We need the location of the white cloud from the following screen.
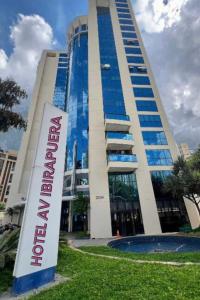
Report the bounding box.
[0,14,54,91]
[0,14,55,151]
[133,0,190,33]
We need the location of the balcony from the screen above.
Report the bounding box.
[107,154,138,172]
[105,113,131,132]
[106,132,134,150]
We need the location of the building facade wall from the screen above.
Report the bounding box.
[0,150,17,203]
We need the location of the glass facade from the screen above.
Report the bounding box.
[142,131,168,145]
[151,171,189,232]
[127,56,144,64]
[66,33,88,170]
[134,87,154,98]
[53,53,68,111]
[106,132,133,140]
[122,32,137,39]
[121,25,135,31]
[108,154,137,163]
[131,76,150,85]
[146,149,173,166]
[109,173,144,236]
[126,47,142,55]
[136,100,158,111]
[97,7,126,115]
[139,115,162,127]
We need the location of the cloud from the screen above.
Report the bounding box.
[133,0,190,33]
[0,14,54,91]
[0,14,55,150]
[135,0,200,149]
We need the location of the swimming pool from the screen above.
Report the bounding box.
[108,235,200,253]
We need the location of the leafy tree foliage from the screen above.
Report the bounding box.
[164,148,200,219]
[0,78,27,132]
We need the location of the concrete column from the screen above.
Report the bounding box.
[88,0,112,238]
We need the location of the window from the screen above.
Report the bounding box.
[146,150,173,166]
[125,47,141,55]
[122,32,137,38]
[59,53,67,58]
[58,63,68,68]
[81,24,87,31]
[118,13,132,19]
[127,56,144,64]
[116,3,129,8]
[59,57,67,62]
[131,76,150,85]
[133,87,154,98]
[119,19,133,25]
[124,39,139,46]
[53,67,68,110]
[129,66,147,74]
[115,0,128,3]
[117,8,130,13]
[142,131,168,145]
[121,25,135,32]
[97,7,126,116]
[75,27,79,34]
[139,115,162,127]
[136,100,158,111]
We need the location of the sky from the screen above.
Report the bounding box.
[0,0,199,151]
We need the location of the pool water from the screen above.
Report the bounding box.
[108,236,200,253]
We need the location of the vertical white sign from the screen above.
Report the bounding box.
[13,103,67,295]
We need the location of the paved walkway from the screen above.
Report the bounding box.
[69,238,115,248]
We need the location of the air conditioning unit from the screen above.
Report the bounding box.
[101,64,111,70]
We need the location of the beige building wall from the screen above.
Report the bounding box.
[6,51,60,213]
[0,150,17,204]
[88,0,112,238]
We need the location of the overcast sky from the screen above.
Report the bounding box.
[0,0,199,151]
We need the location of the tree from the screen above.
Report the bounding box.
[0,202,5,211]
[164,152,200,219]
[0,78,27,132]
[73,193,89,232]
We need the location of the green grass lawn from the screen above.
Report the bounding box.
[80,245,200,263]
[27,244,200,300]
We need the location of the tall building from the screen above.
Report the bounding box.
[0,150,17,203]
[178,143,192,160]
[7,0,199,237]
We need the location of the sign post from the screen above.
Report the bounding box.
[12,103,67,295]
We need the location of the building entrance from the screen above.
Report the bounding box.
[109,173,144,236]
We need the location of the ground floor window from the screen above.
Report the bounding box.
[151,171,190,232]
[109,172,144,236]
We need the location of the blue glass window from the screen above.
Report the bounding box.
[116,3,129,8]
[127,56,144,64]
[139,115,162,127]
[136,100,158,111]
[117,8,130,13]
[122,32,137,38]
[125,47,142,55]
[59,53,67,57]
[115,0,127,3]
[146,150,173,166]
[131,76,150,85]
[66,33,88,171]
[97,7,126,115]
[119,19,133,25]
[105,113,130,121]
[129,65,147,74]
[121,25,135,31]
[106,132,133,140]
[151,170,172,181]
[53,68,68,111]
[142,131,168,145]
[124,39,139,46]
[81,24,87,31]
[59,57,67,62]
[118,13,132,19]
[58,63,68,68]
[75,27,79,34]
[134,87,154,98]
